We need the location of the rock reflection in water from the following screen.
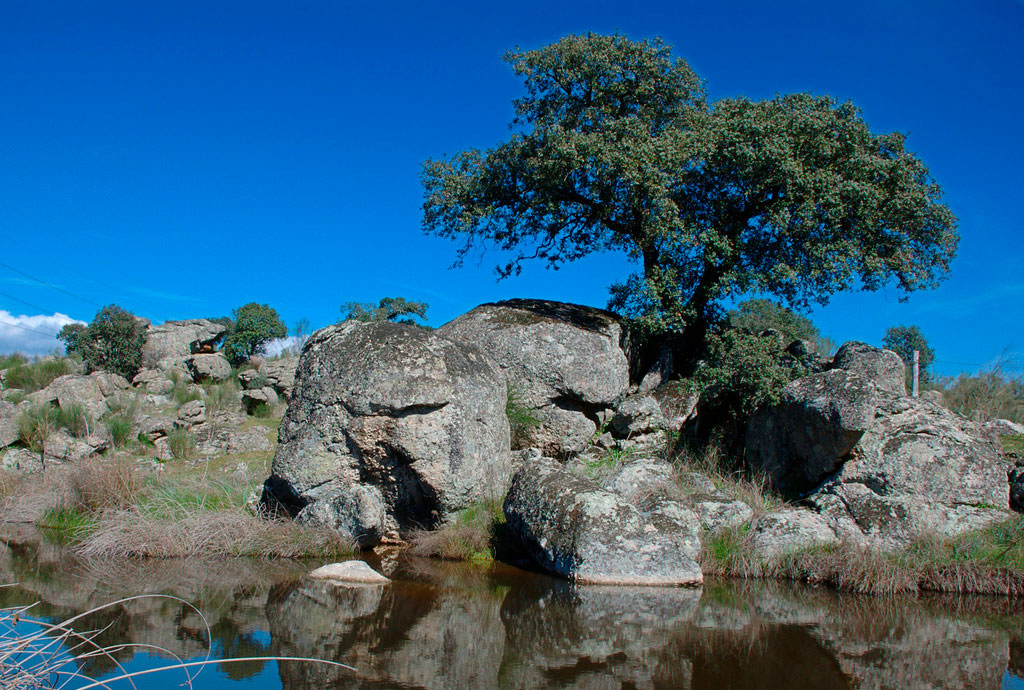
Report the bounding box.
[268,560,1023,690]
[3,532,1023,690]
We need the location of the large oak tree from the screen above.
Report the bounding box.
[421,33,957,350]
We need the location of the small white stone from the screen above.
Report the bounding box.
[308,561,390,585]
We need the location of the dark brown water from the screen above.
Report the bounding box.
[3,529,1024,689]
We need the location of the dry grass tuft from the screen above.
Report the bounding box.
[68,460,140,511]
[76,508,354,559]
[407,525,491,561]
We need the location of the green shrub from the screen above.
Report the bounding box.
[221,303,287,365]
[3,357,75,392]
[506,381,540,447]
[172,379,203,406]
[727,299,835,356]
[17,404,61,459]
[251,402,271,418]
[696,328,805,437]
[204,378,240,412]
[167,427,197,460]
[105,414,133,448]
[68,305,146,379]
[0,353,28,370]
[58,403,90,437]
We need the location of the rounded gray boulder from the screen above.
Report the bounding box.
[262,320,511,546]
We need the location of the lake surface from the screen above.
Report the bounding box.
[3,528,1024,689]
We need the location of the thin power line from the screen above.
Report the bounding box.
[0,289,54,315]
[0,261,103,308]
[0,318,60,337]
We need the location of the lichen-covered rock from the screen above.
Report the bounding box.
[177,400,206,426]
[258,356,298,399]
[262,321,511,546]
[609,395,666,438]
[186,353,231,383]
[986,418,1024,436]
[142,319,226,369]
[688,493,754,532]
[194,413,272,456]
[0,401,17,449]
[806,394,1008,546]
[504,457,702,586]
[748,509,838,560]
[651,381,700,432]
[439,299,629,456]
[600,456,676,505]
[829,341,906,395]
[242,387,278,414]
[745,369,878,495]
[131,369,174,395]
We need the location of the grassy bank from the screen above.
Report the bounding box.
[2,456,353,559]
[702,516,1024,596]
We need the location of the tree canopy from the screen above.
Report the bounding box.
[222,303,287,365]
[421,33,958,349]
[883,324,935,383]
[59,304,146,379]
[340,297,428,326]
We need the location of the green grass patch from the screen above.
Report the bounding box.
[408,498,506,562]
[37,505,97,544]
[3,356,75,392]
[1002,434,1024,456]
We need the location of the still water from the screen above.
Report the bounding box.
[2,529,1024,690]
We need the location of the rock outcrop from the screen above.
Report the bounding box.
[829,340,906,395]
[186,353,231,382]
[262,320,511,546]
[0,401,18,449]
[439,299,629,456]
[747,341,1009,548]
[503,457,702,586]
[141,319,226,370]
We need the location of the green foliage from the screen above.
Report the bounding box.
[422,32,957,350]
[505,382,540,447]
[221,303,287,365]
[171,373,203,405]
[57,403,90,437]
[56,323,87,356]
[340,296,429,325]
[727,299,834,355]
[18,404,61,455]
[204,378,240,412]
[167,427,197,460]
[105,414,133,448]
[37,505,97,543]
[883,324,935,383]
[0,353,27,370]
[696,328,806,432]
[3,356,75,392]
[76,305,146,379]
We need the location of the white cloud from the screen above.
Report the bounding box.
[261,336,305,358]
[0,310,86,357]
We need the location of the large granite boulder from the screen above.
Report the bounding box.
[142,319,226,370]
[829,341,906,395]
[503,457,702,585]
[745,369,878,496]
[748,362,1009,547]
[807,394,1008,546]
[186,353,231,382]
[262,321,511,546]
[439,299,629,456]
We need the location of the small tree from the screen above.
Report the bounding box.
[57,323,87,356]
[69,305,146,379]
[726,299,834,355]
[883,324,935,383]
[222,303,287,365]
[340,297,428,326]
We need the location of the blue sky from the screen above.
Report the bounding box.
[0,0,1021,376]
